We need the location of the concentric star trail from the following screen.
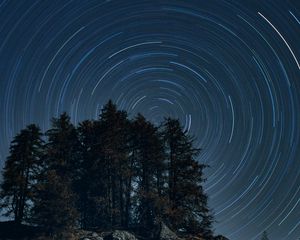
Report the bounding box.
[0,1,299,239]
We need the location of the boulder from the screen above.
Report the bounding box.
[104,230,138,240]
[78,230,104,240]
[159,222,182,240]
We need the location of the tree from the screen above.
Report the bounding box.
[0,102,218,239]
[261,231,269,240]
[31,113,79,236]
[162,118,213,237]
[131,114,166,236]
[45,112,81,178]
[91,100,131,229]
[31,170,78,238]
[0,124,43,224]
[77,120,98,229]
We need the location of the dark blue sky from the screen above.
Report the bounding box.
[0,1,299,239]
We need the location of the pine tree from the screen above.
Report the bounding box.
[45,112,81,177]
[92,100,130,229]
[162,118,213,237]
[77,120,98,229]
[31,170,78,238]
[0,124,43,224]
[31,113,79,236]
[0,103,219,238]
[131,114,166,236]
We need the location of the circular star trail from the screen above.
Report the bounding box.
[0,1,299,239]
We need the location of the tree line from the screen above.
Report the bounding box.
[0,100,215,239]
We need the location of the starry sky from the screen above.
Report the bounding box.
[0,0,299,239]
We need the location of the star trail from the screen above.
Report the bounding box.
[0,1,299,239]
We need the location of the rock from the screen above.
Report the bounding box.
[104,230,138,240]
[78,230,103,240]
[90,232,103,240]
[159,222,182,240]
[112,230,138,240]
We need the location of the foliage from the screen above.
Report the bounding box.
[162,118,213,238]
[0,124,43,224]
[31,113,79,237]
[31,170,78,238]
[0,100,214,239]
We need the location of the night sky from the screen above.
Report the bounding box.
[0,1,299,239]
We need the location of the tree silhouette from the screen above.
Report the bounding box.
[45,112,81,178]
[132,114,166,236]
[0,124,43,224]
[31,113,79,236]
[31,169,78,238]
[77,119,98,229]
[90,100,130,229]
[162,118,213,238]
[0,100,216,239]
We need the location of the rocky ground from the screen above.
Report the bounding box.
[74,223,184,240]
[0,221,228,240]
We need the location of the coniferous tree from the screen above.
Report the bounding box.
[45,112,81,178]
[0,101,217,239]
[162,118,213,237]
[31,170,78,238]
[31,113,79,236]
[0,124,43,224]
[131,114,166,236]
[92,100,130,229]
[77,120,98,229]
[120,118,134,228]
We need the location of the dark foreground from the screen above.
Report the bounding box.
[0,221,229,240]
[0,221,39,239]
